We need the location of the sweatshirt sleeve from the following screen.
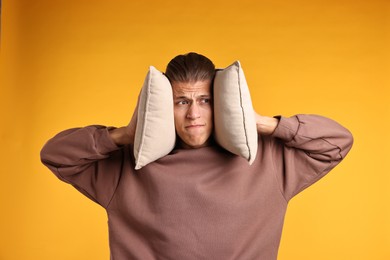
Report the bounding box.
[270,114,354,201]
[40,125,125,208]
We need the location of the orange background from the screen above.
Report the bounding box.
[1,0,389,259]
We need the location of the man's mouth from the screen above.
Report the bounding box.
[185,124,204,129]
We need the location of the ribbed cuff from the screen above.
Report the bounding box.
[92,126,122,155]
[271,116,300,142]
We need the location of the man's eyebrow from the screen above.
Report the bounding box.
[174,96,189,100]
[173,94,211,100]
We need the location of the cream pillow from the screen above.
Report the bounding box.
[213,61,258,164]
[133,66,176,170]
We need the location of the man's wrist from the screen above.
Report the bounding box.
[256,115,279,135]
[109,127,133,146]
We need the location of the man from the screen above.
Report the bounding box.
[41,52,353,259]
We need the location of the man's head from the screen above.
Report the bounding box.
[165,52,216,149]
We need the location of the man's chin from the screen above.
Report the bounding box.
[179,139,211,149]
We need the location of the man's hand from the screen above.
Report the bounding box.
[109,105,138,146]
[255,112,279,135]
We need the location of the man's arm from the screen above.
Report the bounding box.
[255,113,279,135]
[256,113,354,200]
[40,125,125,207]
[40,106,138,207]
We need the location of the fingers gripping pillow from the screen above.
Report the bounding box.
[133,66,176,170]
[213,61,258,164]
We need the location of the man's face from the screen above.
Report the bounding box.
[172,80,213,149]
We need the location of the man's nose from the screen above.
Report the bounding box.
[186,103,201,119]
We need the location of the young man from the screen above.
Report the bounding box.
[41,52,353,259]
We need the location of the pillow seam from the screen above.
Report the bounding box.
[136,70,152,167]
[237,65,251,161]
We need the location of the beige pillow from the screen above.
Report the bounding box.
[213,61,258,164]
[133,66,176,170]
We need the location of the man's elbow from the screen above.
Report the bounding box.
[340,129,354,159]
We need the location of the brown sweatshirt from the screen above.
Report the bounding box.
[40,115,353,260]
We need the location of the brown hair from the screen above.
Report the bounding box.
[165,52,216,83]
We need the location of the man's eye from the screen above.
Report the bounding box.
[177,100,189,105]
[200,98,210,104]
